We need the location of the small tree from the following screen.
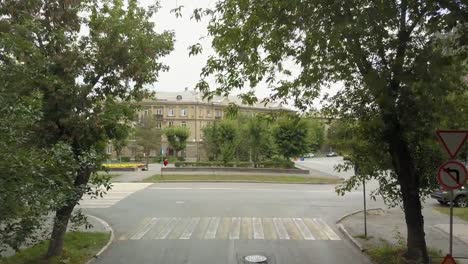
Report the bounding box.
[245,116,274,166]
[272,116,310,160]
[202,122,221,160]
[164,126,190,158]
[135,117,162,158]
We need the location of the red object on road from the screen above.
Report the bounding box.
[441,254,457,264]
[163,159,168,166]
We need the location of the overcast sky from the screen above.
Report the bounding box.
[144,0,338,109]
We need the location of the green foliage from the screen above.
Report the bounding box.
[135,116,162,156]
[195,1,466,260]
[272,116,310,159]
[164,126,190,156]
[0,0,174,256]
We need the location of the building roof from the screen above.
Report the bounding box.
[143,89,289,111]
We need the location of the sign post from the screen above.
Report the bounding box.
[436,129,468,261]
[355,164,367,238]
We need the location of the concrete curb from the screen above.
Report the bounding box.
[86,214,114,264]
[337,223,366,252]
[335,208,383,253]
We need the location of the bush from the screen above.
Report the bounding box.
[120,157,131,162]
[257,160,295,169]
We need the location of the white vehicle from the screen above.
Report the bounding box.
[304,153,315,158]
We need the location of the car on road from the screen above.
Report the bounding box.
[326,152,337,157]
[431,183,468,208]
[303,153,315,158]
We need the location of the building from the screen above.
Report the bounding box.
[108,89,291,161]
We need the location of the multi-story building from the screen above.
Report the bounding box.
[109,89,291,161]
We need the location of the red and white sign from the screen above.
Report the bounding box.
[436,130,468,159]
[437,160,467,190]
[441,254,457,264]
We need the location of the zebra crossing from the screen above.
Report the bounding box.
[78,183,152,208]
[119,217,341,241]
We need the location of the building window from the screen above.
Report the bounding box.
[207,109,211,116]
[168,108,175,116]
[181,108,187,116]
[168,121,174,127]
[106,145,113,154]
[181,121,186,127]
[156,108,163,115]
[215,110,222,117]
[199,108,204,117]
[144,110,149,116]
[156,122,162,129]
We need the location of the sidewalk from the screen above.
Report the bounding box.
[110,163,164,182]
[338,206,468,263]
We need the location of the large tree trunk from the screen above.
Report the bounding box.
[387,125,429,263]
[46,169,90,258]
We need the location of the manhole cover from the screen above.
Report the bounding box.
[244,255,268,263]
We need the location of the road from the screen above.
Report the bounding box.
[82,157,383,264]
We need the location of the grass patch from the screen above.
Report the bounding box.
[433,206,468,221]
[0,232,110,264]
[354,234,374,240]
[145,174,340,184]
[366,243,442,264]
[94,171,121,178]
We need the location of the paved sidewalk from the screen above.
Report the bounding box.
[339,206,468,263]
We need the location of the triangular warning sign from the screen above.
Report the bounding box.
[436,130,468,159]
[441,254,457,264]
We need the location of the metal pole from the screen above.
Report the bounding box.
[449,190,454,256]
[363,176,367,238]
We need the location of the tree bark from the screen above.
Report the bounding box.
[387,125,429,263]
[46,169,90,258]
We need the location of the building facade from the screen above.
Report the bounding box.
[109,89,290,161]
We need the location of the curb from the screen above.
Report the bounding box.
[85,214,115,264]
[337,223,366,252]
[335,208,383,253]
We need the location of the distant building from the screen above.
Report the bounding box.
[108,89,291,161]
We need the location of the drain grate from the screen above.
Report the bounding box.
[244,254,268,263]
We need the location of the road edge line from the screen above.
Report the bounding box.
[85,214,115,264]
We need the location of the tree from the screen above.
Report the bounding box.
[192,1,467,262]
[202,122,222,160]
[245,116,274,166]
[217,120,239,165]
[0,0,174,257]
[272,116,310,160]
[135,116,162,157]
[304,118,325,152]
[164,126,190,157]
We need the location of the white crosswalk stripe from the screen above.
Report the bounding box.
[78,183,152,209]
[121,217,340,241]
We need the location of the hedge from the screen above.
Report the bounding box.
[174,160,295,169]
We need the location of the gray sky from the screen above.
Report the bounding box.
[145,0,339,109]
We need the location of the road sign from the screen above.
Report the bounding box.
[437,160,467,190]
[441,254,456,264]
[436,130,468,159]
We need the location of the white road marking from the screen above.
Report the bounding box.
[148,187,333,193]
[293,218,315,240]
[313,218,341,240]
[252,217,264,240]
[205,217,221,239]
[273,218,290,240]
[175,201,185,204]
[78,183,151,209]
[130,218,159,240]
[229,217,241,239]
[180,217,200,239]
[155,218,180,239]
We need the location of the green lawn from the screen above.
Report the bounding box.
[94,171,121,178]
[0,232,110,264]
[145,174,340,184]
[433,206,468,221]
[366,243,442,264]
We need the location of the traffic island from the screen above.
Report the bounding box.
[337,208,468,263]
[145,174,341,184]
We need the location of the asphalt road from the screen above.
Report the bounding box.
[83,184,383,263]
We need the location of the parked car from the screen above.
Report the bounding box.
[431,183,468,208]
[326,152,337,157]
[303,153,315,158]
